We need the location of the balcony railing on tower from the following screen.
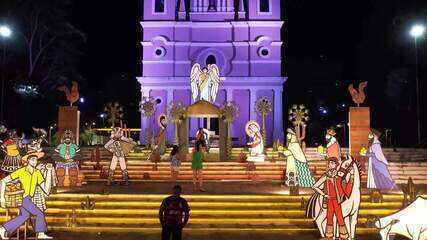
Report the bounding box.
[191,0,235,12]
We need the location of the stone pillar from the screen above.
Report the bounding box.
[226,89,234,138]
[273,89,284,142]
[249,89,257,121]
[178,0,186,20]
[349,107,370,157]
[226,89,233,102]
[140,88,150,144]
[238,0,245,19]
[167,89,174,145]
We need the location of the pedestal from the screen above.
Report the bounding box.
[349,107,370,157]
[58,106,80,143]
[247,155,265,162]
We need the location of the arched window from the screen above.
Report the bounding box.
[206,55,217,65]
[259,0,269,12]
[208,0,217,11]
[154,0,165,13]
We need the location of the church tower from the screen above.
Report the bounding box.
[138,0,286,145]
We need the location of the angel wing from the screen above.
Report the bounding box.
[190,63,202,101]
[208,64,221,102]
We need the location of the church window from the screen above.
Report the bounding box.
[207,0,217,11]
[206,55,217,65]
[154,0,165,13]
[154,47,166,58]
[259,0,269,12]
[258,47,270,58]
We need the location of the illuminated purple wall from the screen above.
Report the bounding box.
[137,0,287,145]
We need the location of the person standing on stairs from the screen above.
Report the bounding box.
[104,127,136,186]
[170,145,181,185]
[159,185,190,240]
[191,141,205,192]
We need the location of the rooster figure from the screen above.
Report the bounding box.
[348,81,368,107]
[57,81,80,106]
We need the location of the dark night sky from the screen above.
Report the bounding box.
[66,0,427,146]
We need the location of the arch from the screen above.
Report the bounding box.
[151,35,170,44]
[206,55,217,65]
[195,48,230,75]
[259,0,270,12]
[255,35,272,45]
[154,0,165,12]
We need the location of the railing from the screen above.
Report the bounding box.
[191,0,234,12]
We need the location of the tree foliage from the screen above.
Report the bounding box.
[0,0,85,95]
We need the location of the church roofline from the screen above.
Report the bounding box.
[137,76,287,86]
[140,21,285,28]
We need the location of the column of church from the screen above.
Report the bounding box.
[273,88,284,142]
[166,89,174,144]
[140,88,150,144]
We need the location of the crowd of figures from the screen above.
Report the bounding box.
[0,121,400,240]
[0,125,85,239]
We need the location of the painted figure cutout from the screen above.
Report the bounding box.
[0,130,24,174]
[104,127,136,186]
[190,63,221,103]
[0,151,53,239]
[307,156,361,240]
[156,114,167,155]
[283,128,315,187]
[325,128,342,163]
[55,130,82,187]
[364,129,398,190]
[245,121,264,157]
[374,196,427,240]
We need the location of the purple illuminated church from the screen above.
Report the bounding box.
[137,0,286,145]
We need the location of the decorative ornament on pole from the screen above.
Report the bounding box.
[190,63,223,103]
[221,101,240,159]
[348,81,368,107]
[288,104,309,152]
[255,97,272,146]
[167,101,186,145]
[220,101,239,124]
[104,102,124,127]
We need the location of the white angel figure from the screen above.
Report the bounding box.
[190,63,221,102]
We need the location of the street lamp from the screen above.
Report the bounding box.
[0,26,12,38]
[410,24,425,145]
[99,113,106,126]
[0,25,12,123]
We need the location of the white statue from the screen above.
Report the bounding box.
[190,63,221,102]
[245,121,265,162]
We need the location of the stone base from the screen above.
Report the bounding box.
[349,107,370,157]
[247,155,265,162]
[58,106,80,143]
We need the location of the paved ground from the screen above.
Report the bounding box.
[46,231,412,240]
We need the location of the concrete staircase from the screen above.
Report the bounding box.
[76,147,427,184]
[1,193,420,234]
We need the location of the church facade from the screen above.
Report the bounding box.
[137,0,286,145]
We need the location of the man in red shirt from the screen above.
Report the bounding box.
[313,157,349,240]
[159,185,190,240]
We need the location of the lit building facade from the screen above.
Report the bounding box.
[137,0,286,145]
